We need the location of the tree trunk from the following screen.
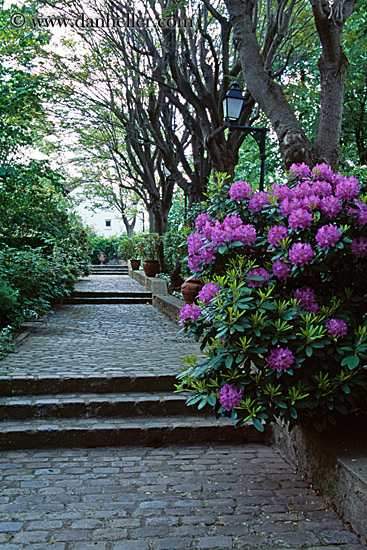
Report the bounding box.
[224,0,356,170]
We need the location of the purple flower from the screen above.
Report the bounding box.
[248,191,271,212]
[199,244,216,265]
[229,180,252,202]
[302,194,321,211]
[268,225,289,247]
[267,347,295,373]
[319,196,342,218]
[219,384,244,411]
[289,242,314,267]
[289,162,311,180]
[195,213,213,232]
[179,304,202,324]
[280,198,303,217]
[326,318,348,338]
[335,175,361,201]
[294,182,312,198]
[188,254,202,271]
[311,180,333,197]
[315,224,341,250]
[246,268,270,288]
[350,200,367,225]
[272,260,291,280]
[210,222,226,246]
[198,283,220,305]
[271,184,294,201]
[312,163,334,181]
[223,214,243,230]
[233,224,257,246]
[351,237,367,259]
[188,232,205,256]
[293,287,319,314]
[288,208,313,231]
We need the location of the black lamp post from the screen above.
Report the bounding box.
[223,82,268,191]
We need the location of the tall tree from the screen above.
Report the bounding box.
[223,0,357,169]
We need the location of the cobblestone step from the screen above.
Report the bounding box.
[89,266,128,275]
[0,374,177,396]
[72,291,152,298]
[0,415,269,449]
[0,391,199,419]
[63,296,152,304]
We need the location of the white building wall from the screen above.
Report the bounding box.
[70,188,146,236]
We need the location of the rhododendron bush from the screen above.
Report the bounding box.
[176,165,367,432]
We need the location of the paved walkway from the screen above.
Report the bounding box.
[0,275,366,549]
[0,276,198,379]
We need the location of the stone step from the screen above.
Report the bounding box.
[0,391,198,420]
[0,415,269,449]
[89,267,128,275]
[63,296,152,304]
[72,291,152,298]
[0,374,177,397]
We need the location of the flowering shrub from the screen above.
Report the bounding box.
[176,167,367,432]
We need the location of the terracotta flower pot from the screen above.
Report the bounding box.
[181,278,204,304]
[130,259,141,270]
[143,259,159,277]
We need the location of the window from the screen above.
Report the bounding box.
[105,219,111,228]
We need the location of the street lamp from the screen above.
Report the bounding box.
[223,82,268,191]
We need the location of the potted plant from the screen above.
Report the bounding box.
[136,234,161,277]
[117,237,140,270]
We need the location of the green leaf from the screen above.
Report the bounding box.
[341,355,360,369]
[225,354,234,368]
[197,397,208,410]
[341,384,351,394]
[305,345,313,357]
[207,393,217,406]
[252,417,265,432]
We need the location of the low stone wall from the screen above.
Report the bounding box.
[271,419,367,544]
[129,269,168,296]
[129,269,184,324]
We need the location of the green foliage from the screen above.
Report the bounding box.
[0,161,69,250]
[117,236,138,261]
[135,233,161,260]
[86,232,127,264]
[0,279,19,327]
[162,230,191,278]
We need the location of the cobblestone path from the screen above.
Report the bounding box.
[0,276,198,378]
[0,275,366,549]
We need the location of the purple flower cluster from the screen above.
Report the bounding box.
[188,213,258,272]
[289,162,311,180]
[315,224,341,250]
[229,180,252,202]
[267,347,295,373]
[288,208,313,231]
[195,213,213,232]
[351,237,367,258]
[219,384,244,411]
[198,282,221,305]
[350,200,367,225]
[246,268,270,288]
[248,192,271,213]
[319,196,342,218]
[335,175,360,201]
[268,225,289,247]
[289,242,314,267]
[272,259,291,280]
[187,232,216,271]
[179,304,202,325]
[293,287,319,314]
[312,163,335,181]
[326,318,348,338]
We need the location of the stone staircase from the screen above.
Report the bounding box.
[63,291,152,305]
[0,373,269,449]
[89,265,128,275]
